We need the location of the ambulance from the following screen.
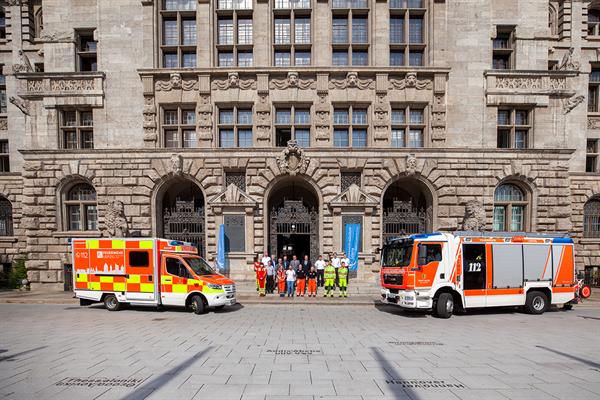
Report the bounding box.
[72,238,236,314]
[380,232,576,318]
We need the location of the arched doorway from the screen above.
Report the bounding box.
[157,178,205,256]
[267,178,319,261]
[382,177,433,241]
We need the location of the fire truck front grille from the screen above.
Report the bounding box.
[383,274,403,286]
[224,284,236,298]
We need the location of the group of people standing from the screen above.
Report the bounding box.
[253,251,351,298]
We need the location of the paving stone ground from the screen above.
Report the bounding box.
[1,302,600,400]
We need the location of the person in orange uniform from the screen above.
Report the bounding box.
[276,263,286,297]
[307,266,318,297]
[253,257,262,292]
[295,264,306,297]
[256,263,267,296]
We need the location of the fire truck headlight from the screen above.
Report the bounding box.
[207,284,223,290]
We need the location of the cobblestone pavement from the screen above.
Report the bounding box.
[1,303,600,400]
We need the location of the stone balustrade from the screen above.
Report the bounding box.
[15,72,105,100]
[485,70,577,95]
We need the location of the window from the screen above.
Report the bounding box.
[129,251,150,268]
[587,140,599,173]
[60,109,94,150]
[0,196,12,236]
[0,140,8,172]
[217,2,253,67]
[165,257,190,278]
[391,106,425,148]
[589,68,600,113]
[76,30,97,72]
[548,4,558,36]
[160,0,197,68]
[162,106,197,148]
[65,183,97,231]
[389,0,425,66]
[0,7,6,40]
[0,71,5,114]
[218,0,252,10]
[584,198,600,238]
[589,8,600,36]
[497,108,531,149]
[218,107,253,148]
[275,106,310,147]
[332,2,369,66]
[417,243,442,265]
[225,170,246,190]
[341,171,361,191]
[34,6,43,39]
[333,106,368,147]
[273,4,311,66]
[492,27,514,70]
[493,183,527,232]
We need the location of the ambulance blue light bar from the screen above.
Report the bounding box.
[552,237,573,244]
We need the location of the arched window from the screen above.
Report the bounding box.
[584,198,600,238]
[34,7,43,38]
[589,8,600,36]
[493,183,528,232]
[549,5,558,36]
[0,196,13,236]
[65,183,97,231]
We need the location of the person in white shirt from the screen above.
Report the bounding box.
[314,255,326,287]
[285,265,296,297]
[331,253,341,287]
[261,251,271,269]
[341,252,350,270]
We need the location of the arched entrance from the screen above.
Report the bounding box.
[382,177,433,241]
[267,178,319,261]
[156,178,205,256]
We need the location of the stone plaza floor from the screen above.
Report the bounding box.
[1,302,600,400]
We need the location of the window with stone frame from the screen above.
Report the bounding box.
[275,106,311,147]
[273,0,311,67]
[224,214,245,252]
[389,0,425,67]
[225,170,246,191]
[331,0,369,66]
[160,0,197,68]
[333,106,368,147]
[548,3,558,36]
[216,0,253,67]
[340,171,361,192]
[589,6,600,36]
[0,6,6,40]
[492,26,515,70]
[493,183,528,232]
[64,183,98,232]
[589,67,600,113]
[162,106,197,148]
[0,140,9,172]
[496,108,531,149]
[390,106,425,148]
[587,139,599,173]
[218,107,253,148]
[59,109,94,150]
[0,70,6,114]
[584,198,600,238]
[76,29,98,72]
[0,195,12,236]
[26,1,43,40]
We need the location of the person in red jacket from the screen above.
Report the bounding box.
[256,263,267,296]
[253,257,262,292]
[276,264,286,297]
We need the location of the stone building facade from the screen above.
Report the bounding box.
[1,0,600,289]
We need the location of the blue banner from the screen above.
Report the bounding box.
[344,223,360,272]
[216,224,226,273]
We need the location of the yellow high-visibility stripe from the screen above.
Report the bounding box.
[127,275,141,284]
[140,240,154,249]
[87,240,100,249]
[140,283,155,293]
[76,274,88,282]
[172,284,188,293]
[112,240,125,249]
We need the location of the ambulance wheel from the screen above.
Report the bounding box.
[190,295,206,315]
[580,285,592,299]
[525,291,548,314]
[434,293,454,319]
[103,294,121,311]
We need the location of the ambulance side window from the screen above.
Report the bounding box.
[417,244,442,266]
[129,251,149,268]
[166,258,190,278]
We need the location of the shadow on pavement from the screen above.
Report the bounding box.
[0,346,47,362]
[76,302,243,314]
[120,346,213,400]
[536,345,600,369]
[370,347,416,400]
[578,315,600,321]
[373,303,428,318]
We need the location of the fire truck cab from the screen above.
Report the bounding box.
[380,232,576,318]
[72,238,236,314]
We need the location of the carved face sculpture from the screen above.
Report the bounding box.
[405,73,417,87]
[347,72,358,87]
[228,73,239,87]
[288,72,299,87]
[170,73,182,88]
[112,200,124,214]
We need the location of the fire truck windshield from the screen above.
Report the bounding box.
[382,244,413,267]
[184,257,216,276]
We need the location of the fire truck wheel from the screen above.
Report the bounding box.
[525,291,548,314]
[190,295,206,315]
[580,285,592,299]
[103,294,121,311]
[435,293,454,319]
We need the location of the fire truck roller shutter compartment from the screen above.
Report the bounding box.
[492,244,524,289]
[523,245,552,282]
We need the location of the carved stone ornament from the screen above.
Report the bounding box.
[563,94,585,114]
[496,77,542,90]
[105,200,129,237]
[589,116,600,130]
[38,29,75,43]
[406,154,417,175]
[270,71,316,90]
[5,0,22,6]
[330,184,378,207]
[12,50,34,74]
[197,94,212,128]
[212,72,256,90]
[9,96,30,116]
[155,73,197,91]
[373,93,389,128]
[389,72,432,90]
[462,200,486,231]
[209,184,258,207]
[277,140,310,176]
[558,47,580,72]
[169,154,183,175]
[0,118,7,131]
[329,72,374,90]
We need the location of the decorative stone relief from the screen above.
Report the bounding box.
[38,30,75,43]
[105,200,129,237]
[496,77,542,90]
[269,72,315,90]
[558,47,580,71]
[12,50,34,74]
[406,154,417,175]
[209,184,258,207]
[549,77,567,91]
[5,0,22,5]
[155,73,197,91]
[389,72,432,90]
[314,92,330,141]
[212,72,256,90]
[563,94,585,114]
[330,184,378,207]
[373,93,389,141]
[9,96,30,115]
[169,154,183,175]
[462,200,486,231]
[277,140,310,176]
[588,116,600,130]
[49,79,95,91]
[27,80,43,92]
[254,94,271,141]
[143,95,157,143]
[196,94,213,140]
[0,117,7,131]
[329,72,374,90]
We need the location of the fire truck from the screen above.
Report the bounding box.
[380,232,576,318]
[72,238,236,314]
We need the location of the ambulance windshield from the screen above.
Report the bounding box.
[382,244,413,268]
[184,257,216,276]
